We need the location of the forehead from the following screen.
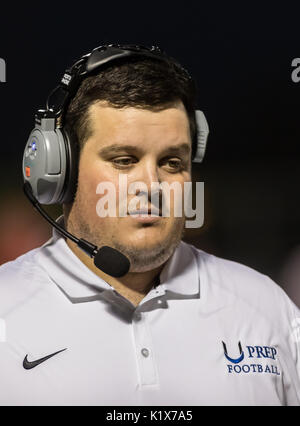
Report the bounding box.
[87,101,191,151]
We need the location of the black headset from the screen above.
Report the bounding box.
[22,43,209,205]
[21,44,209,277]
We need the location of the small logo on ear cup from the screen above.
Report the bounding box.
[222,341,244,364]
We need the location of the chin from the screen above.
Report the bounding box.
[126,237,162,248]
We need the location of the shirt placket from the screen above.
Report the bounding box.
[131,308,159,388]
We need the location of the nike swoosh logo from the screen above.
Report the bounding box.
[23,348,67,370]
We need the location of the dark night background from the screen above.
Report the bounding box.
[0,2,300,306]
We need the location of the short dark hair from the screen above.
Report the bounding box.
[64,55,198,159]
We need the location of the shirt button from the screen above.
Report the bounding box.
[133,312,142,321]
[141,348,149,357]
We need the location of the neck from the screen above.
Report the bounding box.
[66,239,165,306]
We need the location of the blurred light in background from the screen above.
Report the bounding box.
[279,246,300,309]
[0,190,52,265]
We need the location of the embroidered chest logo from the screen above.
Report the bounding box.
[222,341,280,375]
[23,348,67,370]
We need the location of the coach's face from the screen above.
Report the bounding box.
[66,101,192,272]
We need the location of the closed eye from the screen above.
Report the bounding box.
[160,157,185,172]
[112,157,137,167]
[111,156,186,172]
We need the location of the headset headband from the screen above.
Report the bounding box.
[44,44,192,127]
[23,43,208,207]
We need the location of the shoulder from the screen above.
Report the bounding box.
[0,247,50,317]
[184,241,299,325]
[187,240,283,294]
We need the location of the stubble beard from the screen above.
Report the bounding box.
[65,196,186,273]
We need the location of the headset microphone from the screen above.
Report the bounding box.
[23,182,130,278]
[22,44,209,278]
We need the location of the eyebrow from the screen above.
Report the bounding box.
[162,143,191,156]
[98,143,191,157]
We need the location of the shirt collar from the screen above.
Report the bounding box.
[36,216,200,302]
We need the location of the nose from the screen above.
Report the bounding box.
[129,157,162,206]
[132,157,161,189]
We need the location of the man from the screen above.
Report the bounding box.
[0,44,299,406]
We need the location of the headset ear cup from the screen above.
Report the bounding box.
[23,124,68,205]
[192,110,209,163]
[57,128,79,204]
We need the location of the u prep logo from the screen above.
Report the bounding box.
[222,341,280,375]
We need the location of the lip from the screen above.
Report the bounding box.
[128,210,162,223]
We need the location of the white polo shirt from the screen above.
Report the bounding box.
[0,218,299,406]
